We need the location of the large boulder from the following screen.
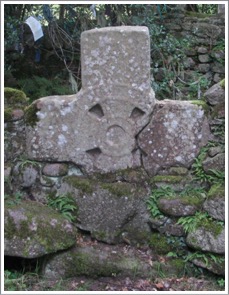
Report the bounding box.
[138,100,210,176]
[58,172,151,244]
[4,201,77,258]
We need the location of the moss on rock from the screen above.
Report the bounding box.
[149,233,172,254]
[190,100,209,114]
[208,184,225,199]
[4,201,77,258]
[64,176,94,194]
[4,87,28,107]
[24,103,39,127]
[219,79,225,89]
[151,175,184,184]
[101,182,134,197]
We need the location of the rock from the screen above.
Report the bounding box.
[25,26,156,174]
[208,146,222,157]
[198,63,210,73]
[192,257,225,275]
[197,46,208,54]
[138,100,210,176]
[202,153,225,173]
[42,239,187,280]
[4,201,77,258]
[186,226,225,254]
[183,57,196,69]
[198,54,210,63]
[42,163,68,177]
[211,61,225,73]
[58,175,151,244]
[149,217,184,236]
[204,81,225,105]
[203,184,225,221]
[157,198,200,217]
[169,167,188,175]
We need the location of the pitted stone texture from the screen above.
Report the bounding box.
[58,176,151,244]
[26,27,155,174]
[81,26,151,92]
[138,100,210,176]
[4,201,77,258]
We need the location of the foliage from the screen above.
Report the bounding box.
[5,191,23,206]
[192,142,225,184]
[47,193,78,223]
[18,75,75,102]
[147,185,206,219]
[177,211,224,235]
[217,278,225,288]
[185,251,225,266]
[147,186,174,218]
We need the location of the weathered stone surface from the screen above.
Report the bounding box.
[149,217,184,236]
[197,46,208,54]
[42,163,68,177]
[192,258,225,275]
[203,184,225,221]
[43,238,186,280]
[198,63,210,73]
[202,153,225,173]
[186,227,225,254]
[208,146,222,157]
[138,100,210,176]
[204,81,225,105]
[198,54,210,63]
[43,243,155,280]
[25,27,155,174]
[58,175,151,244]
[157,198,199,217]
[211,61,225,73]
[4,201,77,258]
[183,57,196,69]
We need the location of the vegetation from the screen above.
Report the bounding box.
[47,193,78,223]
[4,4,224,102]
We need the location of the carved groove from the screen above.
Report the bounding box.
[130,107,145,120]
[88,104,104,118]
[86,147,102,160]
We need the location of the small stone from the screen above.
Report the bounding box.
[198,63,210,73]
[198,54,210,63]
[157,198,199,217]
[208,146,222,157]
[42,163,68,177]
[204,81,225,105]
[211,62,225,73]
[197,46,208,54]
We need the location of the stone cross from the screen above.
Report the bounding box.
[26,26,209,175]
[26,27,156,173]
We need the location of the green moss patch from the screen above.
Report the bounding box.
[151,175,183,184]
[219,79,225,89]
[24,103,39,127]
[4,107,13,121]
[101,182,134,197]
[64,176,94,194]
[208,184,225,199]
[4,87,28,107]
[190,100,209,114]
[149,233,173,254]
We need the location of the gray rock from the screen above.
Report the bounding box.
[42,240,187,280]
[198,54,210,63]
[198,63,210,73]
[42,163,68,177]
[204,81,225,105]
[197,46,208,54]
[208,146,222,157]
[58,175,151,244]
[186,227,225,254]
[211,61,225,73]
[4,201,77,258]
[138,100,210,176]
[157,198,199,217]
[202,153,225,173]
[203,197,225,221]
[149,217,184,236]
[192,258,225,275]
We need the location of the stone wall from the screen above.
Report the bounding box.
[4,26,225,279]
